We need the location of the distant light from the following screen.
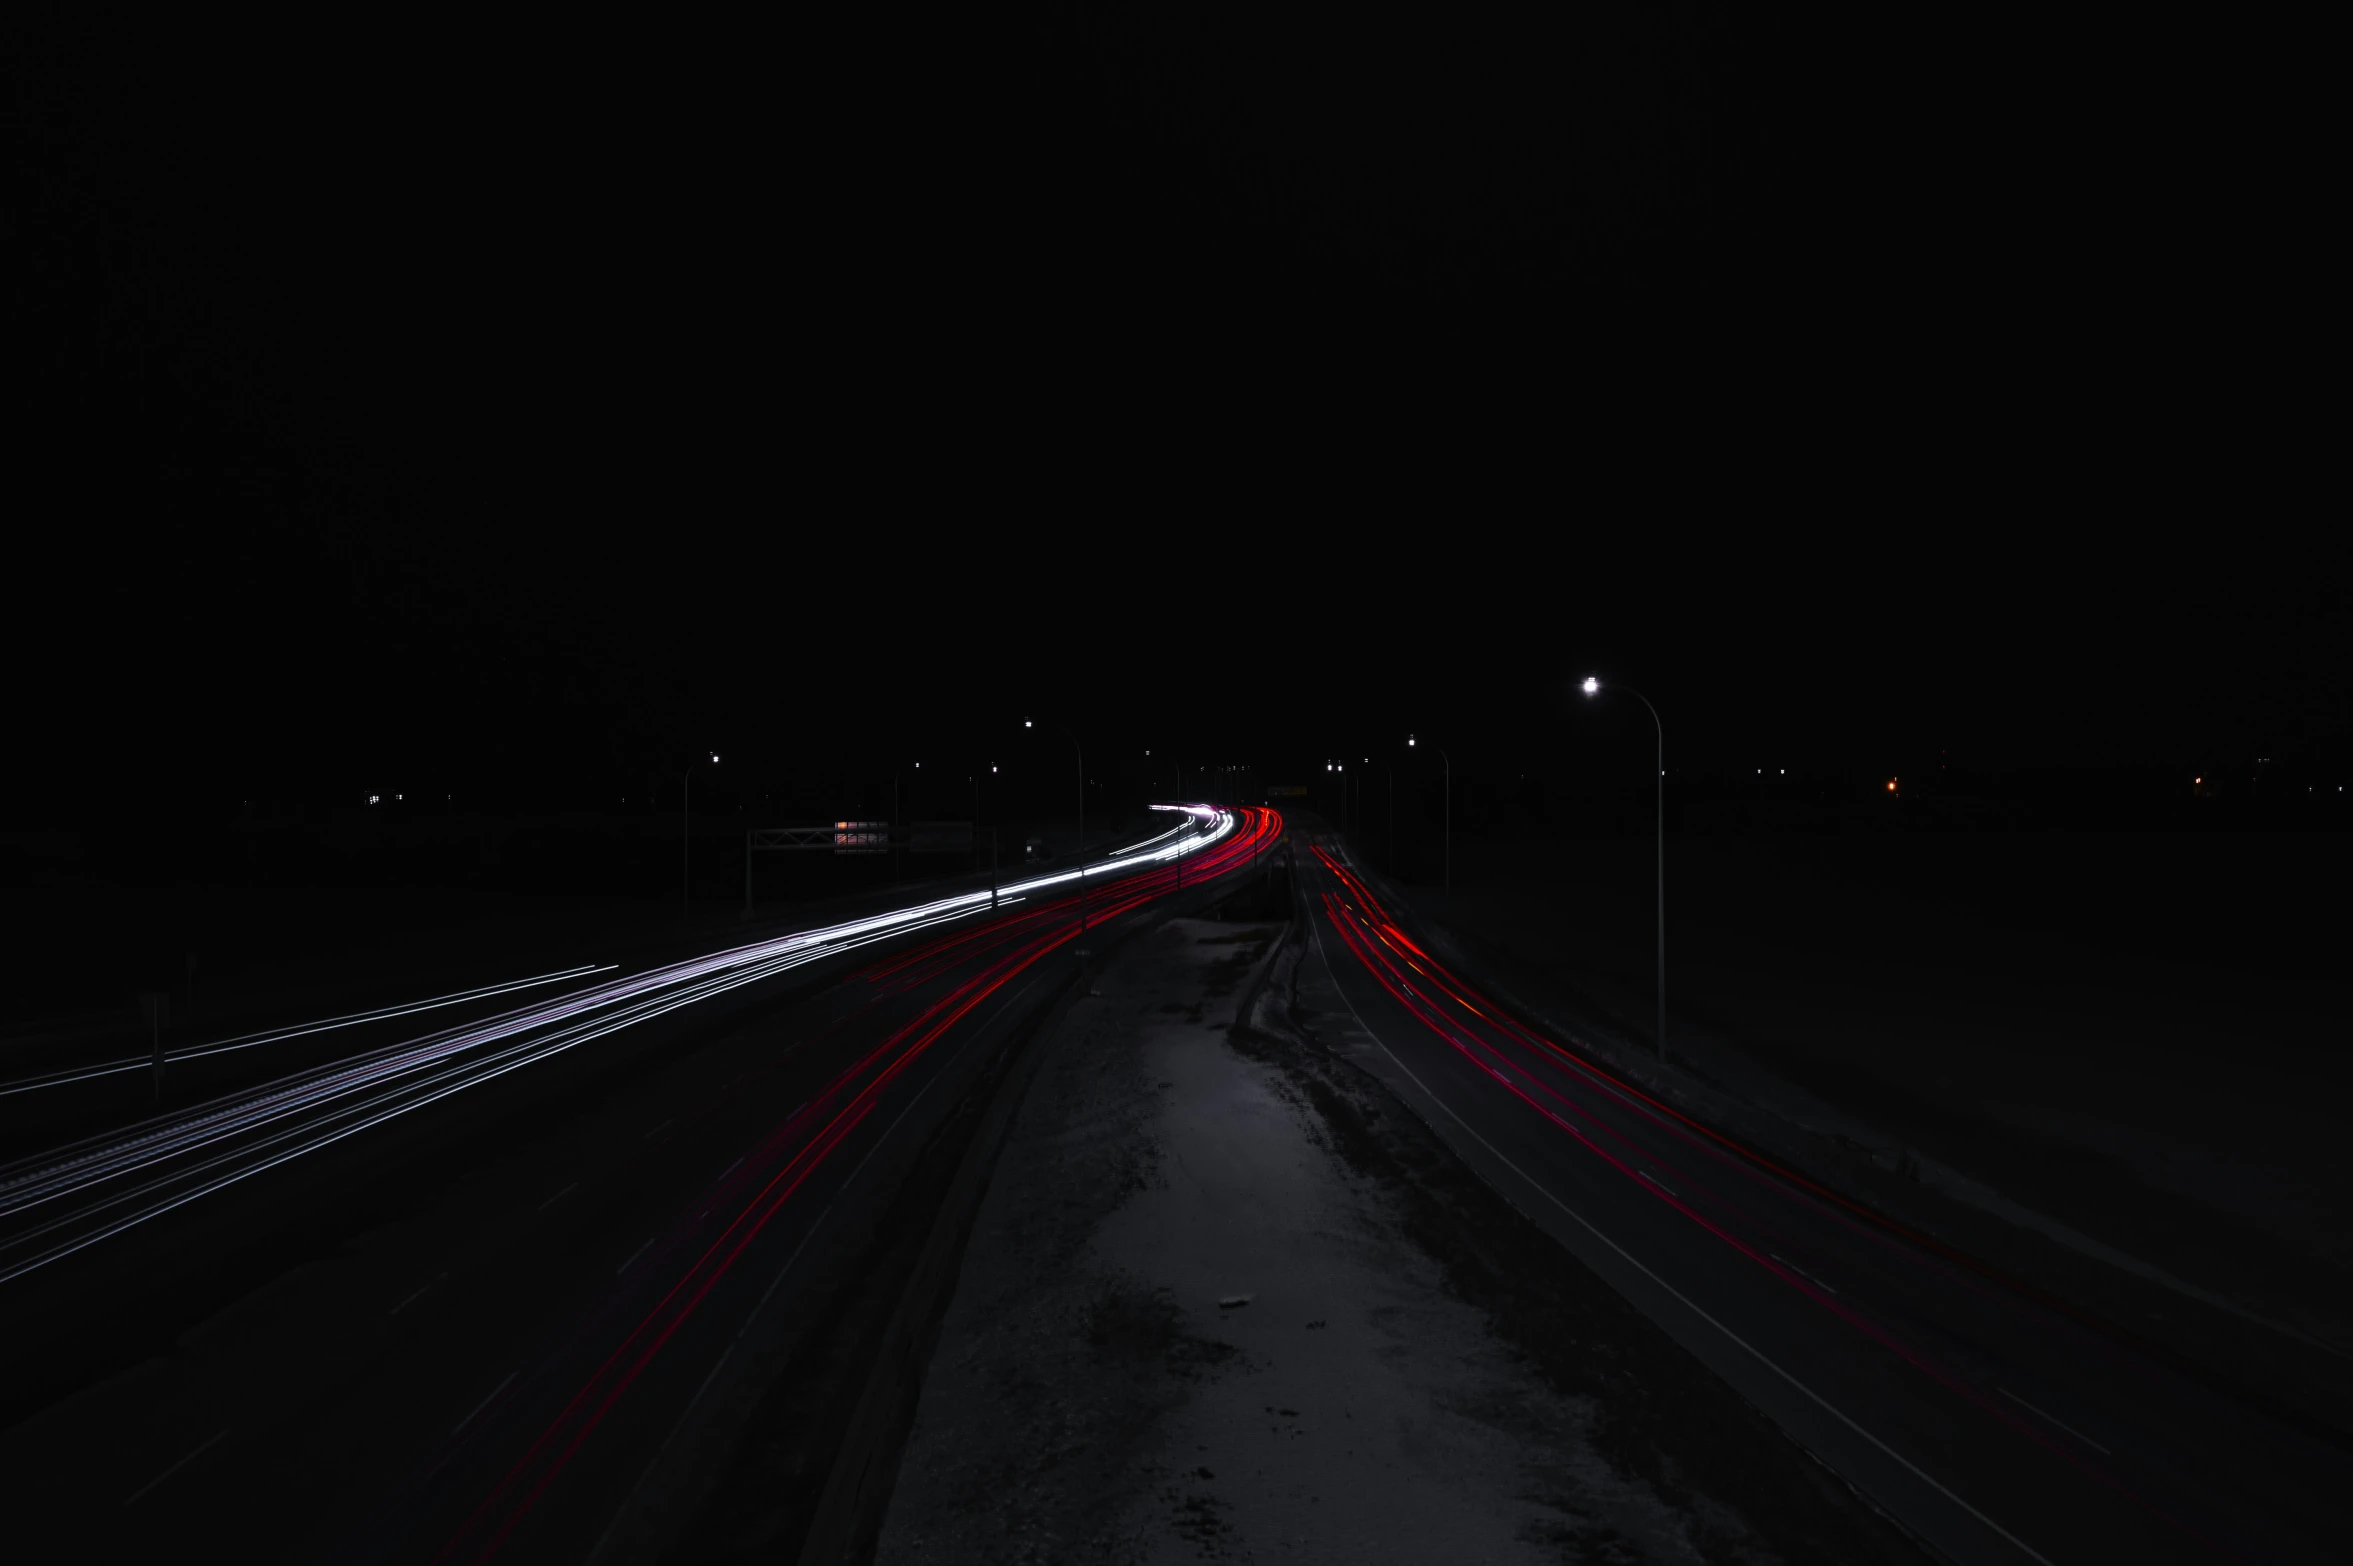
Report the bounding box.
[1581,677,1600,695]
[1780,769,1785,775]
[1887,780,1898,792]
[367,794,380,805]
[711,753,720,764]
[1025,719,1033,728]
[2195,776,2202,784]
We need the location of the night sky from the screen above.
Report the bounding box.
[10,8,2343,820]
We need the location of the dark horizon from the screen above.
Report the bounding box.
[12,8,2346,823]
[6,10,2349,1563]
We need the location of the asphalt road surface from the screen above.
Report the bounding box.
[0,806,1281,1562]
[1289,834,2349,1565]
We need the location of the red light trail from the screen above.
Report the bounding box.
[435,808,1283,1561]
[1305,842,2226,1560]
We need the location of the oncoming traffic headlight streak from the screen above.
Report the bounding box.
[0,964,622,1099]
[1107,818,1190,857]
[437,830,1280,1559]
[0,812,1254,1285]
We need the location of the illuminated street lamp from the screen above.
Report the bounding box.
[1026,718,1088,960]
[1582,675,1668,1066]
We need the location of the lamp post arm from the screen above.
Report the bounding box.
[1621,688,1666,760]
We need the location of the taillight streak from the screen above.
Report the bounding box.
[438,809,1283,1560]
[1310,850,2219,1550]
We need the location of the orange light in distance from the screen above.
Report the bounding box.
[1886,779,1898,792]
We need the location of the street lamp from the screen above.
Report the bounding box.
[1026,718,1088,955]
[1327,760,1359,832]
[1582,675,1668,1066]
[1407,735,1451,898]
[684,750,719,915]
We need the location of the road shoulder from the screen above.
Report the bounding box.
[876,911,1929,1564]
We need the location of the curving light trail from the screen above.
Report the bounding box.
[0,809,1265,1290]
[1304,842,2224,1562]
[432,805,1285,1562]
[0,964,620,1099]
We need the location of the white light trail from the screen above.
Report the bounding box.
[0,964,621,1098]
[0,810,1233,1284]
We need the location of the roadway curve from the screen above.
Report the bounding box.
[0,805,1282,1561]
[1290,835,2347,1565]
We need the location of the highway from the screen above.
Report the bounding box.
[0,805,1282,1562]
[1289,835,2349,1564]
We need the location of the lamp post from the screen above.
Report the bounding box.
[1407,735,1450,898]
[683,751,719,915]
[1026,718,1087,950]
[1583,675,1667,1066]
[1325,761,1357,831]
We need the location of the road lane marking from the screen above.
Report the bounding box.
[617,1235,656,1275]
[1770,1253,1837,1293]
[717,1155,744,1182]
[1304,910,2057,1566]
[1999,1386,2111,1455]
[125,1428,230,1505]
[1637,1170,1680,1198]
[643,1119,674,1140]
[581,959,1057,1566]
[454,1372,517,1436]
[390,1272,448,1315]
[538,1182,577,1211]
[1771,1254,1838,1295]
